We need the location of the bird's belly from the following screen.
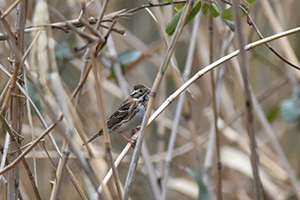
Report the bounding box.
[117,105,145,133]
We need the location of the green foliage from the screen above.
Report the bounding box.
[118,50,141,66]
[267,106,280,123]
[220,3,250,32]
[202,1,221,18]
[210,1,221,17]
[202,3,210,17]
[109,50,142,77]
[221,7,233,21]
[224,19,235,31]
[55,42,72,60]
[280,94,300,123]
[240,4,250,15]
[184,167,210,200]
[174,2,184,12]
[165,0,256,35]
[166,0,201,35]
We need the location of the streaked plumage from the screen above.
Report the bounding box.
[85,84,151,144]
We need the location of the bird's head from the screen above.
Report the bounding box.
[131,84,151,102]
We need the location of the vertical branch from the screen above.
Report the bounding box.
[0,133,10,199]
[123,1,193,199]
[161,11,201,199]
[49,74,74,200]
[157,80,167,174]
[106,37,130,93]
[209,13,222,200]
[141,144,162,200]
[232,0,263,199]
[7,1,26,199]
[24,61,38,189]
[86,1,123,198]
[91,50,123,200]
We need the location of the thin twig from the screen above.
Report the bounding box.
[232,1,263,199]
[91,47,123,199]
[6,1,27,199]
[0,0,23,19]
[106,35,130,94]
[95,0,109,31]
[141,144,162,200]
[22,29,42,190]
[126,0,187,14]
[261,0,300,71]
[48,5,100,43]
[0,132,10,199]
[24,69,38,187]
[209,12,222,200]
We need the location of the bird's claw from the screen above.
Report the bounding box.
[129,138,137,148]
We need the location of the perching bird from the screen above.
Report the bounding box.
[85,84,151,145]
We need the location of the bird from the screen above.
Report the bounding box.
[84,84,151,145]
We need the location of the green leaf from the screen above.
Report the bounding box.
[246,0,256,3]
[224,19,235,32]
[166,1,201,35]
[118,50,141,66]
[221,7,233,21]
[108,50,142,77]
[267,106,280,123]
[240,4,250,16]
[280,95,300,122]
[202,1,221,18]
[55,42,72,60]
[166,9,183,35]
[202,3,210,17]
[174,3,184,12]
[210,1,221,17]
[222,4,249,21]
[186,0,202,24]
[184,167,210,200]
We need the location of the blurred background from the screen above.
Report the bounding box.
[0,0,300,199]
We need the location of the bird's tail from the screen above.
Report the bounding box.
[83,129,103,146]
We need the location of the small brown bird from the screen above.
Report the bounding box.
[85,84,151,144]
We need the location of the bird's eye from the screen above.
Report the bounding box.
[139,89,143,93]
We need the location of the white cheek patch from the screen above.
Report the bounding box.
[131,91,138,96]
[133,95,144,102]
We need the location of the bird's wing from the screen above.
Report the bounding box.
[84,98,135,145]
[107,99,132,130]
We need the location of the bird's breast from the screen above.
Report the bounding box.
[117,104,145,133]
